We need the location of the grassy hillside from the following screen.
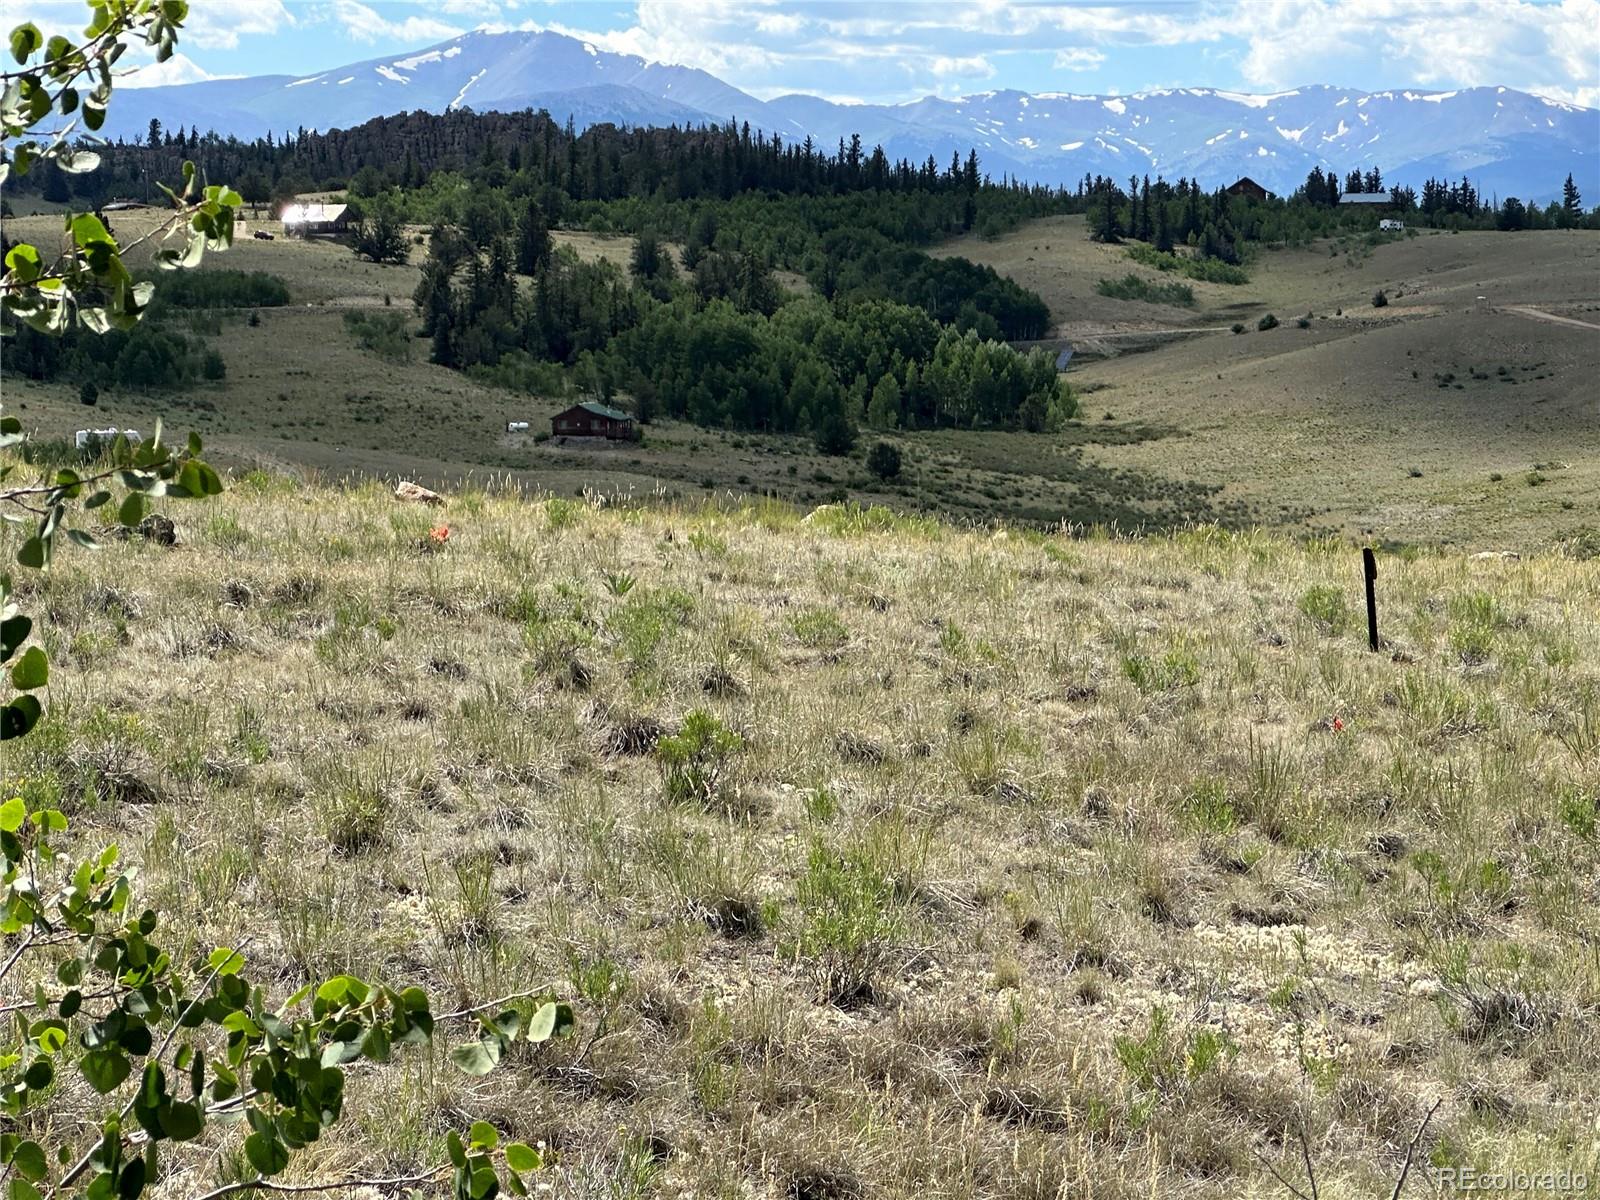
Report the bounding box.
[3,211,1596,546]
[6,474,1598,1197]
[939,217,1600,548]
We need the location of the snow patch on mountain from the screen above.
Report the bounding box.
[449,69,486,111]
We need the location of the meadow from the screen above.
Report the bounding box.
[5,473,1598,1198]
[5,210,1595,548]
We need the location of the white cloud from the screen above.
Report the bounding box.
[1234,0,1600,108]
[329,0,463,46]
[1052,47,1106,72]
[184,0,295,50]
[930,54,994,79]
[119,52,234,89]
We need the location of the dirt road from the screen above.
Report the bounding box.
[1499,305,1600,332]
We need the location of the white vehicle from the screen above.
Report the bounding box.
[1379,218,1404,232]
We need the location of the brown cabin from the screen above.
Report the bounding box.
[1224,176,1270,202]
[551,401,637,440]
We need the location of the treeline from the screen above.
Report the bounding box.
[415,222,1071,450]
[23,108,1053,212]
[4,321,223,391]
[0,269,289,392]
[1294,165,1591,229]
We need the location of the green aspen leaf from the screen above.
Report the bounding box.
[446,1130,466,1169]
[9,1181,43,1200]
[10,1140,45,1182]
[66,529,100,550]
[360,1023,390,1062]
[524,1002,574,1043]
[58,149,100,174]
[0,614,31,662]
[0,697,40,740]
[16,537,47,569]
[80,1049,131,1095]
[70,213,112,249]
[505,1143,543,1173]
[469,1165,499,1200]
[10,646,47,691]
[9,23,42,64]
[3,244,40,284]
[161,1101,202,1142]
[0,797,24,832]
[469,1120,498,1150]
[206,946,244,976]
[117,493,147,528]
[244,1132,288,1176]
[449,1038,500,1077]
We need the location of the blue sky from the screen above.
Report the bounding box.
[21,0,1600,108]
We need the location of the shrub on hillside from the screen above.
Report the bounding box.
[1096,273,1195,306]
[866,440,902,481]
[658,709,745,810]
[147,268,291,310]
[1373,289,1389,307]
[1126,244,1249,284]
[1257,313,1279,331]
[1231,323,1245,334]
[343,309,412,363]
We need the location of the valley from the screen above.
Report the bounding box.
[2,6,1598,1195]
[6,209,1595,549]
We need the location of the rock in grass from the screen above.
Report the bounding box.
[394,479,446,507]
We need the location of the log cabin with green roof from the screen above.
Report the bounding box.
[550,401,638,440]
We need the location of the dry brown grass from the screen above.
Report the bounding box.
[4,473,1597,1197]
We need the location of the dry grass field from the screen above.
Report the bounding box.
[936,217,1600,548]
[2,209,1595,546]
[4,476,1598,1198]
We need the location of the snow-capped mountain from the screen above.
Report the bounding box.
[106,30,1597,201]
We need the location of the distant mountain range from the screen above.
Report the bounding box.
[111,29,1598,202]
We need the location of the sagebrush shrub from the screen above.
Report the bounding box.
[657,708,744,808]
[1298,584,1350,634]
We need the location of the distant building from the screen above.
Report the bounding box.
[551,401,637,440]
[280,202,350,238]
[1224,176,1270,202]
[1379,218,1405,232]
[1339,193,1391,206]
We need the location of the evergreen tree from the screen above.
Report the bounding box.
[515,200,552,275]
[1092,187,1123,244]
[1561,173,1582,225]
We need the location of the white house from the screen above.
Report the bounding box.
[75,428,141,450]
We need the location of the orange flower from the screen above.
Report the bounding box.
[1332,717,1345,733]
[428,524,450,545]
